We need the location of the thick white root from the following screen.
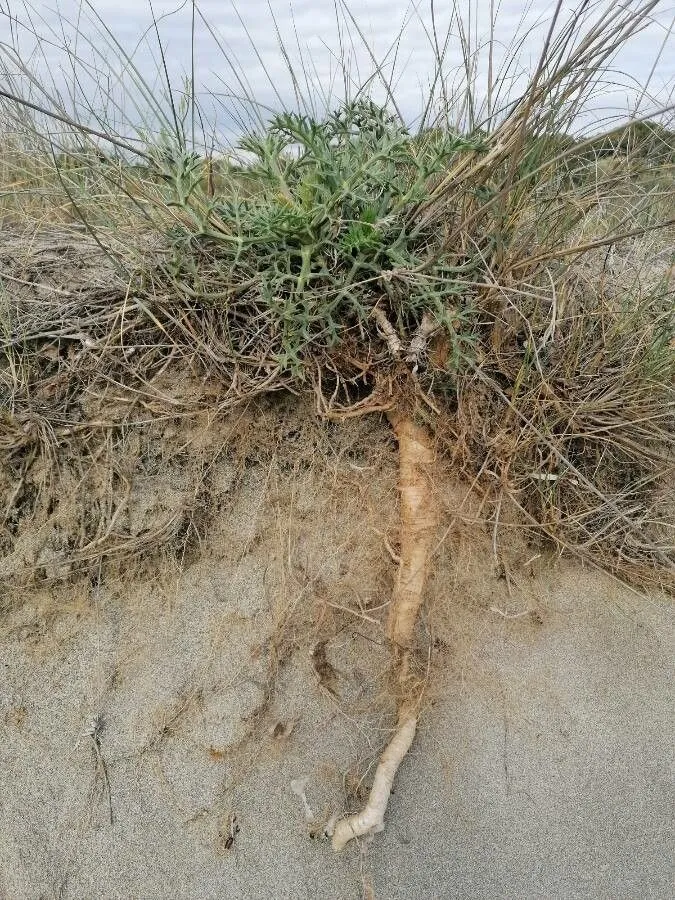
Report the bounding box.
[331,714,417,851]
[387,413,436,652]
[332,411,436,852]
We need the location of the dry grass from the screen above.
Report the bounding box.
[3,217,671,599]
[0,200,673,600]
[452,236,674,589]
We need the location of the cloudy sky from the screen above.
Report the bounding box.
[2,1,674,146]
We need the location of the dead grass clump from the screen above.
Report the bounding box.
[0,244,398,594]
[454,248,674,590]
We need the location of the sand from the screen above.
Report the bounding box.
[1,446,673,900]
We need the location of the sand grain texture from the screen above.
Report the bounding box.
[0,450,673,900]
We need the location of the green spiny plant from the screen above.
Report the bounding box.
[154,101,485,376]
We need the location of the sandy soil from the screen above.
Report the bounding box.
[0,433,673,900]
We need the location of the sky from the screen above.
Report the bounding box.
[1,1,674,148]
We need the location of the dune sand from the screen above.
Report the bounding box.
[1,430,672,899]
